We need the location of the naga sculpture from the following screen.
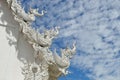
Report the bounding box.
[53,42,76,75]
[6,0,76,80]
[7,0,45,23]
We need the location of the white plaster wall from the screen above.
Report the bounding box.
[0,0,34,80]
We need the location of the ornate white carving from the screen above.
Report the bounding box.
[22,61,49,80]
[53,42,76,75]
[6,0,76,80]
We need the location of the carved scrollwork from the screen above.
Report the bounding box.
[6,0,76,80]
[22,61,49,80]
[53,42,76,75]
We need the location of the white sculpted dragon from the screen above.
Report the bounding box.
[6,0,76,80]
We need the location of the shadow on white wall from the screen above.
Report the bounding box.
[0,0,34,80]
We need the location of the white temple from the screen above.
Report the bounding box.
[0,0,76,80]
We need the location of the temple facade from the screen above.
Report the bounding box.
[0,0,76,80]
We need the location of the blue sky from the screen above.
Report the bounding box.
[20,0,120,80]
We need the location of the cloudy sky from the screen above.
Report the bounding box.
[20,0,120,80]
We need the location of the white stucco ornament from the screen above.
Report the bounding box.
[6,0,76,80]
